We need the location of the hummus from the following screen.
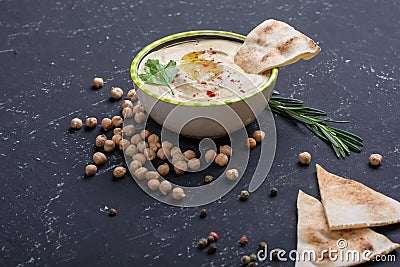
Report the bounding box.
[139,39,271,103]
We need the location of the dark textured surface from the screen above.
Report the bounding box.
[1,0,399,266]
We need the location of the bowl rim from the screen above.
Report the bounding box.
[130,30,279,107]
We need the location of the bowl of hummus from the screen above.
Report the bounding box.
[130,30,278,138]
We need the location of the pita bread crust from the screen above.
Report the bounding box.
[316,164,400,230]
[296,190,400,267]
[234,19,321,74]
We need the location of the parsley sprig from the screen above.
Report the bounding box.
[139,59,179,95]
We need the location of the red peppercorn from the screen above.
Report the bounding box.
[239,236,248,246]
[209,231,219,241]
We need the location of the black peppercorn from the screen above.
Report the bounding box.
[249,254,257,262]
[207,235,214,245]
[208,243,217,254]
[271,248,284,261]
[198,238,208,249]
[108,208,117,216]
[270,187,278,197]
[200,208,207,218]
[248,262,256,267]
[204,175,213,184]
[258,242,267,252]
[240,190,249,201]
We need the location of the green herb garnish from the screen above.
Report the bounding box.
[269,91,363,158]
[139,59,179,95]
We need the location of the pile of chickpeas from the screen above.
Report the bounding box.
[72,77,267,201]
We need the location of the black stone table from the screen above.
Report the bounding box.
[1,0,399,266]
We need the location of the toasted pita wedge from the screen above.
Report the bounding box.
[296,190,399,267]
[234,19,321,74]
[316,164,400,230]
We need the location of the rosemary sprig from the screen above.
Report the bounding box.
[269,91,363,158]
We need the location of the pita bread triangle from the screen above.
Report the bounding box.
[234,19,321,74]
[316,164,400,230]
[296,190,400,267]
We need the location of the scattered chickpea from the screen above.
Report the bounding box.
[121,100,133,109]
[159,180,172,195]
[215,153,229,166]
[134,167,148,180]
[162,141,174,150]
[93,77,104,88]
[119,139,130,150]
[157,163,170,176]
[129,159,142,172]
[172,187,186,200]
[183,150,196,160]
[130,134,142,145]
[71,118,82,129]
[187,158,201,171]
[241,256,251,265]
[137,140,149,153]
[253,130,265,142]
[85,164,97,176]
[122,125,136,136]
[144,147,156,161]
[113,127,122,135]
[147,179,160,191]
[127,88,138,100]
[95,134,107,148]
[110,87,123,100]
[149,142,161,152]
[174,161,187,174]
[122,107,134,118]
[112,134,122,146]
[145,171,160,180]
[205,149,217,163]
[170,147,182,157]
[124,144,138,157]
[133,104,144,114]
[157,148,168,160]
[104,140,115,152]
[220,145,232,157]
[226,169,239,181]
[111,116,124,128]
[369,153,382,166]
[113,166,126,178]
[101,118,112,131]
[140,130,151,140]
[247,138,257,149]
[93,152,107,165]
[134,112,146,124]
[133,153,146,165]
[172,153,185,164]
[148,134,160,143]
[298,152,312,165]
[85,117,97,128]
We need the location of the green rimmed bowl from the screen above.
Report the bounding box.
[130,30,278,138]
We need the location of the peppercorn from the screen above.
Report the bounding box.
[240,255,251,265]
[248,262,256,267]
[204,175,214,184]
[208,243,217,254]
[239,236,248,246]
[108,208,117,217]
[200,209,207,218]
[198,238,208,249]
[270,187,278,197]
[249,254,257,262]
[207,235,214,244]
[369,153,382,166]
[258,242,267,252]
[271,248,284,261]
[240,190,249,201]
[209,231,219,241]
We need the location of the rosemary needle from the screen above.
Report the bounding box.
[269,91,363,158]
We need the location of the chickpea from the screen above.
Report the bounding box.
[93,77,104,88]
[134,167,148,180]
[122,107,134,118]
[134,112,146,124]
[205,149,217,163]
[133,153,146,165]
[140,130,151,140]
[149,142,161,152]
[85,117,97,128]
[127,88,138,101]
[111,116,124,128]
[113,127,122,136]
[71,118,82,129]
[162,141,174,149]
[85,164,97,176]
[369,153,382,166]
[93,152,107,165]
[157,148,169,160]
[172,187,186,200]
[226,169,239,181]
[172,154,185,164]
[95,134,107,148]
[174,161,187,174]
[215,153,229,166]
[137,140,148,153]
[253,130,265,142]
[159,180,172,195]
[157,163,170,176]
[130,134,142,145]
[122,125,136,136]
[298,152,311,165]
[110,87,123,100]
[113,166,126,178]
[183,150,196,161]
[145,171,160,180]
[148,134,160,143]
[188,158,201,171]
[144,147,156,161]
[129,160,142,172]
[101,118,112,131]
[119,139,130,150]
[247,138,257,149]
[147,179,160,191]
[124,144,138,157]
[112,134,122,146]
[121,100,133,109]
[104,140,115,152]
[133,104,144,114]
[220,145,232,157]
[170,147,182,158]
